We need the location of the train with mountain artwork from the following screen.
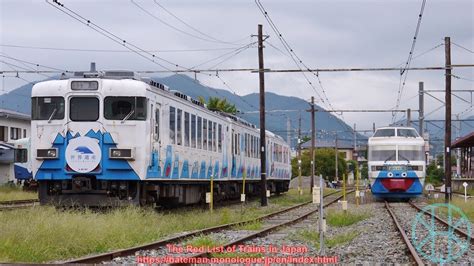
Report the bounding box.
[368,127,425,199]
[31,66,291,206]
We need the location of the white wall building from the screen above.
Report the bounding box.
[0,109,31,183]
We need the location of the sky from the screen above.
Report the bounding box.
[0,0,473,130]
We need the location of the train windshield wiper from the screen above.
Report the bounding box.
[121,110,135,124]
[399,154,410,164]
[47,108,57,123]
[384,153,396,163]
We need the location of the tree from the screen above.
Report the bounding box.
[291,148,347,181]
[198,96,237,114]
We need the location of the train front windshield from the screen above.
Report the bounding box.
[369,145,424,162]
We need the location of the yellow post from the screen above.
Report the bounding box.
[343,173,346,201]
[210,174,214,213]
[242,171,246,200]
[356,169,360,206]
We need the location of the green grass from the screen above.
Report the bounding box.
[0,185,37,201]
[325,231,360,248]
[291,229,359,248]
[270,188,339,207]
[1,189,326,263]
[326,210,371,227]
[185,235,224,248]
[427,197,474,222]
[232,220,263,230]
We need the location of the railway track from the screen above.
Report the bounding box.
[64,189,352,264]
[0,199,39,211]
[187,190,350,261]
[385,200,473,265]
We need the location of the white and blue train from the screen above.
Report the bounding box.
[31,68,291,206]
[368,127,425,199]
[12,138,33,182]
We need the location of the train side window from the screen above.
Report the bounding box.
[203,119,208,150]
[154,108,160,141]
[14,149,27,163]
[104,97,147,120]
[70,97,99,121]
[257,138,260,159]
[231,130,235,155]
[169,107,175,144]
[218,124,222,153]
[237,133,241,154]
[191,114,196,148]
[197,116,202,149]
[212,122,217,152]
[184,112,190,147]
[177,109,182,145]
[208,120,212,152]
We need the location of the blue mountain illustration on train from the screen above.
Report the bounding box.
[74,146,94,154]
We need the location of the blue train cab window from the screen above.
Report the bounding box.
[70,97,99,121]
[32,97,65,120]
[104,97,147,121]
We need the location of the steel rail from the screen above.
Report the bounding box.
[63,189,347,264]
[0,199,39,205]
[187,191,355,260]
[409,202,473,244]
[384,201,424,266]
[0,199,39,211]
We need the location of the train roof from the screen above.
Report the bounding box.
[369,127,424,145]
[32,64,286,144]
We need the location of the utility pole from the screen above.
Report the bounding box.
[310,96,316,193]
[444,36,452,203]
[258,24,267,206]
[373,122,376,133]
[335,134,338,182]
[419,82,424,135]
[298,113,302,194]
[407,108,411,127]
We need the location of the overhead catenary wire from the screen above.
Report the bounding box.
[255,0,341,118]
[0,44,245,53]
[152,0,248,45]
[392,0,427,123]
[47,0,183,71]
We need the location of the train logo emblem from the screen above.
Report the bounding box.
[65,136,101,173]
[411,203,471,263]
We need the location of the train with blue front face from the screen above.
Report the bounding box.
[368,127,426,199]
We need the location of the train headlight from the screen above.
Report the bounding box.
[36,148,58,159]
[401,172,408,177]
[109,148,134,160]
[387,172,394,177]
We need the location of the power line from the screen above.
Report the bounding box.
[0,43,244,53]
[254,0,326,108]
[152,0,246,45]
[190,41,257,69]
[3,64,474,75]
[47,0,180,71]
[451,42,474,54]
[392,0,427,123]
